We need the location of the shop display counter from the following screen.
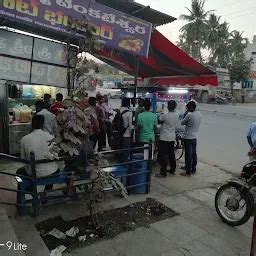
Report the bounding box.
[9,122,31,155]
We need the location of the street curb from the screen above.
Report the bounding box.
[200,108,256,118]
[198,158,238,177]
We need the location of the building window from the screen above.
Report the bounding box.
[242,81,253,89]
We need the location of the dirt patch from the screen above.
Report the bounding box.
[36,198,178,252]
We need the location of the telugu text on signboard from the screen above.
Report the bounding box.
[0,56,31,82]
[0,30,76,87]
[31,62,67,87]
[0,0,152,57]
[33,38,77,67]
[0,30,77,67]
[0,30,33,59]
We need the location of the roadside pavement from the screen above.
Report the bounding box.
[0,160,251,256]
[69,162,251,256]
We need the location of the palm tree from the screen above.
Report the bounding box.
[180,0,212,62]
[212,21,230,67]
[229,30,247,58]
[206,14,221,53]
[177,34,191,54]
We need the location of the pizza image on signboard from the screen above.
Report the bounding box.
[118,36,144,53]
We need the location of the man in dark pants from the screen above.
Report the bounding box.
[155,100,179,178]
[85,97,100,150]
[102,94,113,149]
[95,95,107,152]
[135,98,144,142]
[119,98,133,163]
[137,99,157,145]
[180,101,202,177]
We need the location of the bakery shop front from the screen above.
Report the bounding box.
[0,29,77,154]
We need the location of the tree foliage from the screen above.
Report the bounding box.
[179,0,213,61]
[178,0,251,83]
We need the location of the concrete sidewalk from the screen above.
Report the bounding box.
[0,161,252,256]
[70,162,251,256]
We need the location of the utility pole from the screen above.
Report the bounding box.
[66,40,72,96]
[133,55,139,107]
[251,213,256,256]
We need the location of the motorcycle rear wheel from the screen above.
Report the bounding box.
[175,137,184,160]
[215,183,253,226]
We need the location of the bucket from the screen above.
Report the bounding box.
[129,153,148,194]
[131,153,148,169]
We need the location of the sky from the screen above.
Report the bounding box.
[136,0,256,44]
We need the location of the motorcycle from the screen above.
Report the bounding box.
[215,161,256,226]
[215,94,236,105]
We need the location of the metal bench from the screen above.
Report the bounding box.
[0,146,153,217]
[16,170,82,215]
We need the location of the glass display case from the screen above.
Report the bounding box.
[8,83,67,155]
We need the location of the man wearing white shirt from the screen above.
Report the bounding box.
[119,98,133,162]
[36,100,58,136]
[18,115,58,178]
[156,100,180,178]
[102,94,114,149]
[16,115,59,208]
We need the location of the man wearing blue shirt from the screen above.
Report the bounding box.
[247,122,256,149]
[180,101,202,177]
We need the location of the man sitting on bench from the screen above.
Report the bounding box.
[17,115,59,192]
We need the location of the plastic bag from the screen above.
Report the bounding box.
[48,228,66,239]
[65,227,79,237]
[78,235,87,241]
[13,103,23,121]
[20,105,32,123]
[50,245,66,256]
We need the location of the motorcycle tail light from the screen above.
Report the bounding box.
[240,172,246,178]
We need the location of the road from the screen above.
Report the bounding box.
[199,103,256,118]
[110,99,254,174]
[198,110,252,174]
[198,103,256,174]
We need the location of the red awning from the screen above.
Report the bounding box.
[146,76,218,87]
[93,30,218,86]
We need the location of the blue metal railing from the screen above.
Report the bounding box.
[0,145,153,216]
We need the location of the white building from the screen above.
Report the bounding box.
[215,67,231,88]
[244,35,256,90]
[232,36,256,102]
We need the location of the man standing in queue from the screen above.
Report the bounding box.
[180,101,202,177]
[119,98,133,162]
[102,94,113,150]
[155,100,180,178]
[85,97,100,150]
[95,95,107,152]
[137,99,158,146]
[50,93,64,116]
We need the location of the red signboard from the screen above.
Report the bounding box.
[249,71,256,79]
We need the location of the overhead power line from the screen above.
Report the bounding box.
[221,5,256,17]
[231,9,256,20]
[214,0,240,10]
[214,0,254,10]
